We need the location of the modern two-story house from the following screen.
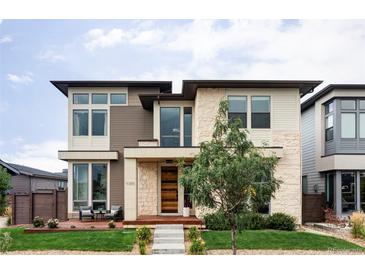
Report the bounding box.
[53,79,322,224]
[301,84,365,217]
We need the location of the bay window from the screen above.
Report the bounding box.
[325,101,334,141]
[341,113,356,138]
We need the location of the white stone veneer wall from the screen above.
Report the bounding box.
[137,162,158,215]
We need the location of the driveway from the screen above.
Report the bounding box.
[0,216,7,228]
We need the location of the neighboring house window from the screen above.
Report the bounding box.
[73,164,88,210]
[73,110,89,136]
[360,113,365,138]
[251,96,270,128]
[92,94,108,104]
[58,181,65,190]
[325,101,334,141]
[302,175,308,194]
[92,110,107,136]
[228,96,247,128]
[184,107,192,147]
[341,113,356,138]
[92,164,107,210]
[111,93,127,104]
[73,93,89,104]
[160,107,180,147]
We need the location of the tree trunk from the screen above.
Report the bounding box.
[231,224,237,255]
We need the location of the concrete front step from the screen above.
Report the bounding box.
[152,243,185,255]
[154,230,184,238]
[155,224,183,230]
[153,237,184,244]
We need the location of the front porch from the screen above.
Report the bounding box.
[123,215,203,228]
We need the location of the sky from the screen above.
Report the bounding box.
[1,19,365,172]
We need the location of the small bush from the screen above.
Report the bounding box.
[350,211,365,238]
[267,213,296,231]
[7,216,11,226]
[136,226,152,243]
[188,226,200,241]
[189,238,206,255]
[32,216,45,228]
[0,232,12,253]
[108,220,116,229]
[47,218,59,229]
[138,241,146,255]
[237,213,267,230]
[204,211,230,230]
[70,225,76,229]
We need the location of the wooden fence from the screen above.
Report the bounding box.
[302,193,325,223]
[12,190,67,225]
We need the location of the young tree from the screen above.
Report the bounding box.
[0,166,11,216]
[179,100,282,254]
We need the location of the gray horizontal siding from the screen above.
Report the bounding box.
[301,106,324,193]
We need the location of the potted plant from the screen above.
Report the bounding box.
[183,193,192,217]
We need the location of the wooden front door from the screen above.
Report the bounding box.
[161,166,178,213]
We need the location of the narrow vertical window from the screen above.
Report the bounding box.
[160,107,180,147]
[228,96,247,128]
[325,101,334,142]
[184,107,192,147]
[92,164,107,210]
[73,164,88,210]
[341,113,356,138]
[341,172,356,213]
[251,96,270,128]
[92,110,107,136]
[73,110,89,136]
[302,176,308,194]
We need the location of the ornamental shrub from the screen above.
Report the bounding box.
[47,218,59,229]
[203,210,230,230]
[267,213,296,231]
[188,226,201,241]
[32,216,45,228]
[108,220,116,229]
[189,238,206,255]
[136,226,152,243]
[350,211,365,238]
[0,232,12,253]
[237,213,267,230]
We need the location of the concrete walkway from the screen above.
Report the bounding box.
[152,224,185,254]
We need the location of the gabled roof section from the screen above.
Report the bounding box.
[301,84,365,112]
[139,80,322,110]
[51,80,173,97]
[0,159,67,180]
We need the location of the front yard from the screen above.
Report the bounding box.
[0,227,136,252]
[202,230,365,251]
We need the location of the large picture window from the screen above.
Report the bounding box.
[325,101,334,141]
[341,172,356,213]
[92,164,107,210]
[160,107,180,147]
[73,110,89,136]
[184,107,192,147]
[341,113,356,138]
[73,164,88,210]
[251,96,270,128]
[92,110,107,136]
[228,96,247,128]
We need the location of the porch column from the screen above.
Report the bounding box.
[335,171,342,216]
[124,158,137,221]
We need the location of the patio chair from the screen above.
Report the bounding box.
[79,206,94,221]
[105,205,124,221]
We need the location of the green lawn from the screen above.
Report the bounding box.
[202,230,365,251]
[0,227,136,252]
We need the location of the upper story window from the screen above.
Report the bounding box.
[341,100,356,110]
[111,93,127,104]
[251,96,270,129]
[92,94,108,104]
[184,107,192,147]
[325,101,334,142]
[73,94,89,104]
[341,113,356,138]
[73,110,89,136]
[360,100,365,110]
[228,96,247,128]
[160,107,180,147]
[92,110,107,136]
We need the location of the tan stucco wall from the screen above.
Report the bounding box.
[138,162,158,215]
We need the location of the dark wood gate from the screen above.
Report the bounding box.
[302,193,325,223]
[12,190,67,225]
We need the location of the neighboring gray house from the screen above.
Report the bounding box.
[0,159,67,194]
[301,84,365,217]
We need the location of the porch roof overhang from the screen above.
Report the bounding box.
[319,154,365,172]
[58,150,119,161]
[123,146,283,160]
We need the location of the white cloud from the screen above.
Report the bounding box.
[37,50,65,62]
[130,29,164,45]
[7,72,33,84]
[1,140,67,172]
[84,28,130,50]
[0,35,12,44]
